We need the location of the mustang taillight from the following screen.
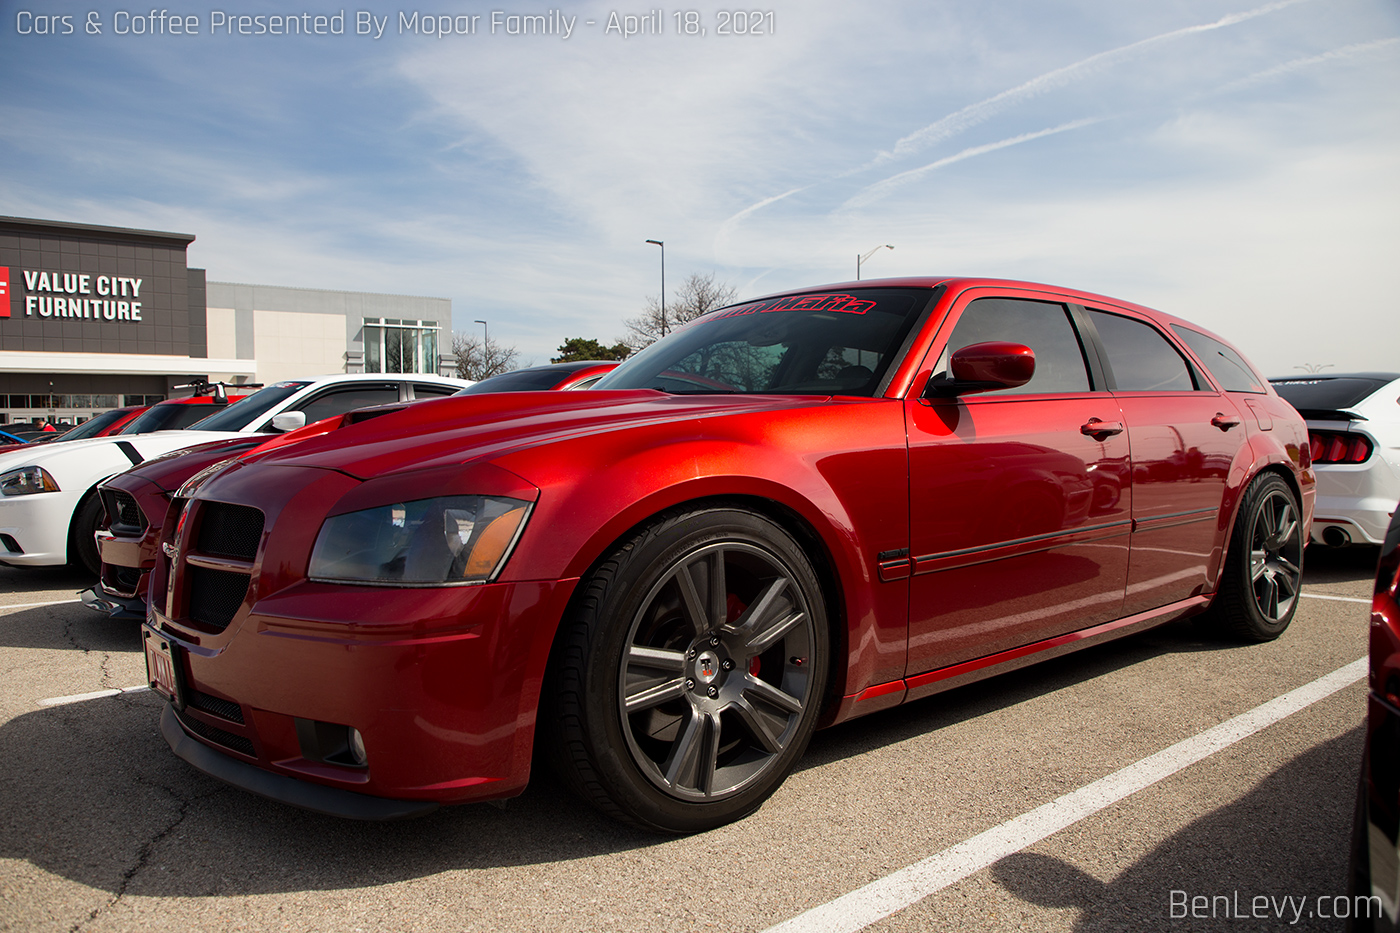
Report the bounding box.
[1309,430,1373,464]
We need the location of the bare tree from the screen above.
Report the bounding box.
[452,331,520,381]
[624,272,739,352]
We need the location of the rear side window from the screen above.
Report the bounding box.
[1171,326,1265,393]
[410,383,459,399]
[1088,310,1196,392]
[938,298,1090,394]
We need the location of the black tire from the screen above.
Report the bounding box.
[1203,473,1304,642]
[1347,752,1375,933]
[544,507,829,833]
[69,492,104,578]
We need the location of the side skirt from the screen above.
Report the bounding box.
[827,594,1211,726]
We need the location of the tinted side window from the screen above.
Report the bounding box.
[410,383,459,399]
[1171,326,1265,393]
[294,385,401,426]
[939,298,1090,394]
[1088,310,1196,392]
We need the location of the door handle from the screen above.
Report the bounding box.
[1080,418,1124,439]
[1211,412,1242,431]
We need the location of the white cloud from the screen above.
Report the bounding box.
[1,0,1395,366]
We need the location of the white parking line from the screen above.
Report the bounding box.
[38,685,150,708]
[762,657,1367,933]
[0,597,82,613]
[1300,593,1371,605]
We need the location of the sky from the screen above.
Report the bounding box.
[1,0,1396,374]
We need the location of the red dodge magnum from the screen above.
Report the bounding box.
[144,277,1313,832]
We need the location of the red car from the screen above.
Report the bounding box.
[85,364,618,621]
[144,277,1313,831]
[116,387,249,435]
[83,435,283,620]
[1351,499,1400,929]
[453,360,620,393]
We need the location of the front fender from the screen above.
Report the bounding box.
[494,399,912,702]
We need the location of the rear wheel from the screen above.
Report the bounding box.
[1203,474,1303,642]
[545,507,828,833]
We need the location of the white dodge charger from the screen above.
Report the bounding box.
[0,373,469,575]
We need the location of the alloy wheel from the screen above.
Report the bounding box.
[617,541,816,801]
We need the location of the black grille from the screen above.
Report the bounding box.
[176,709,255,757]
[114,567,142,591]
[187,689,245,724]
[188,566,250,631]
[197,502,264,560]
[101,488,145,534]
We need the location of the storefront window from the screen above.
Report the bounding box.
[362,318,440,374]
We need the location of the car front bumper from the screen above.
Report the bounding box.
[0,490,78,566]
[150,574,579,816]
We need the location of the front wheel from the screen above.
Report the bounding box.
[545,507,829,833]
[69,492,104,578]
[1203,474,1304,642]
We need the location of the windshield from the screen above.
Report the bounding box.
[456,368,574,394]
[185,382,311,432]
[120,402,227,434]
[593,289,930,396]
[45,408,132,441]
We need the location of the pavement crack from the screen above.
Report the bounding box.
[67,777,212,933]
[60,618,89,654]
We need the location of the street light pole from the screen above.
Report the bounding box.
[856,244,894,280]
[474,319,488,376]
[645,239,666,337]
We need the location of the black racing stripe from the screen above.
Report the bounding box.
[115,441,144,465]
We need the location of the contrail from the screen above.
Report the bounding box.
[878,0,1315,164]
[717,0,1316,236]
[843,117,1105,210]
[1211,35,1400,93]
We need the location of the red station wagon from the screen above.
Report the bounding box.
[143,277,1313,832]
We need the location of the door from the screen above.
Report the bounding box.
[906,293,1132,678]
[1081,308,1250,615]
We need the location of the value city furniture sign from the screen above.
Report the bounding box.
[0,265,145,322]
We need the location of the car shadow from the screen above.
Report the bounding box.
[0,554,1376,899]
[989,728,1363,930]
[0,614,1328,899]
[801,616,1249,772]
[0,602,142,652]
[1304,543,1383,586]
[0,564,96,591]
[0,690,655,898]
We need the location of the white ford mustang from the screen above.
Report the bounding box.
[1270,372,1400,547]
[0,373,470,575]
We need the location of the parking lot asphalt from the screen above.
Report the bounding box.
[0,546,1378,932]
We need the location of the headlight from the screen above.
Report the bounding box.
[0,466,60,497]
[308,495,532,586]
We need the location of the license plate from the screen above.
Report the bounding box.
[143,626,185,709]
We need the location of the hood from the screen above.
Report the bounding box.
[240,390,834,480]
[0,428,249,473]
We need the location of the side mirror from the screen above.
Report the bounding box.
[270,411,307,433]
[926,341,1036,397]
